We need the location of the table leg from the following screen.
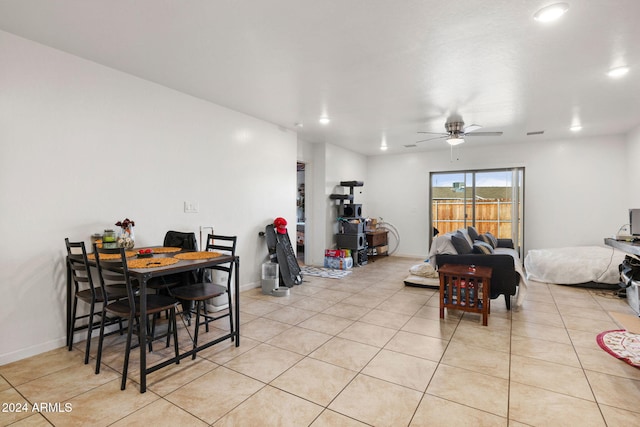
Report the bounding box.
[139,275,149,393]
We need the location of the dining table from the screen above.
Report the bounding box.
[66,247,240,393]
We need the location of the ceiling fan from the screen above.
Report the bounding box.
[417,120,503,145]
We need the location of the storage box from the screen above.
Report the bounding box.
[366,230,388,247]
[324,256,353,270]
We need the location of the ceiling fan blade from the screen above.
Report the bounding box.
[417,131,447,135]
[463,124,483,133]
[464,131,503,137]
[416,135,447,143]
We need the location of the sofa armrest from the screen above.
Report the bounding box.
[497,239,514,249]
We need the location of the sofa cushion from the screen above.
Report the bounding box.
[467,226,479,241]
[478,232,498,248]
[451,231,473,254]
[473,241,494,254]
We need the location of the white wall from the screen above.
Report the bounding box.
[0,31,296,364]
[627,126,640,208]
[296,140,368,266]
[367,135,628,257]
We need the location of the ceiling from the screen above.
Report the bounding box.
[1,0,639,156]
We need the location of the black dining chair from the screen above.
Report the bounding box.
[65,238,127,364]
[170,234,237,359]
[93,244,180,390]
[147,231,200,322]
[147,231,199,301]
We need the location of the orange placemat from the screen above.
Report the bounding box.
[174,251,223,260]
[127,257,179,269]
[87,251,137,260]
[143,246,182,254]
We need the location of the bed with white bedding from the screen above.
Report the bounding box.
[524,246,625,286]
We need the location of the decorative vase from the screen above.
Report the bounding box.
[117,225,135,249]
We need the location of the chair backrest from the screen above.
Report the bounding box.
[92,244,136,312]
[163,231,198,251]
[65,238,96,298]
[205,234,237,282]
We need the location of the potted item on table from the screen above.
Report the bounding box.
[115,218,135,249]
[102,229,117,249]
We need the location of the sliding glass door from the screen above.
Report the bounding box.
[430,168,524,255]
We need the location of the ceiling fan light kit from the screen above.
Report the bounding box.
[415,117,503,146]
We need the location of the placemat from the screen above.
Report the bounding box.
[127,257,180,269]
[174,251,223,260]
[146,246,182,254]
[87,251,137,260]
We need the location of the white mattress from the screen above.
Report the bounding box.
[524,246,625,285]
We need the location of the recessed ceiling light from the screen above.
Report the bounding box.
[380,145,388,151]
[570,125,582,132]
[607,66,630,78]
[534,3,569,22]
[319,116,330,125]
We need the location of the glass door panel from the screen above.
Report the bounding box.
[431,172,472,235]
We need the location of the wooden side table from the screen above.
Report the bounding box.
[438,264,492,326]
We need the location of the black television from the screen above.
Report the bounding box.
[630,209,640,236]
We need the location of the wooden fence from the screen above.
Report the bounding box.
[432,199,516,239]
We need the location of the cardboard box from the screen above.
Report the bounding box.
[365,218,378,232]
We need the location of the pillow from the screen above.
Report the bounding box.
[477,232,498,249]
[458,228,473,246]
[467,226,479,241]
[472,241,494,254]
[451,231,473,254]
[409,263,438,278]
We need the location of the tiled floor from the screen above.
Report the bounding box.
[2,256,640,426]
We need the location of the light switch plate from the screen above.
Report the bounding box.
[184,201,199,213]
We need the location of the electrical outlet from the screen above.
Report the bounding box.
[184,201,199,213]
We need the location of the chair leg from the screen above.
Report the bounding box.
[83,301,95,365]
[68,297,78,351]
[226,290,234,341]
[145,316,153,352]
[121,317,135,390]
[192,301,201,360]
[171,307,180,365]
[204,301,210,333]
[95,309,107,375]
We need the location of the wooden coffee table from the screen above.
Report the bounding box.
[438,264,492,326]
